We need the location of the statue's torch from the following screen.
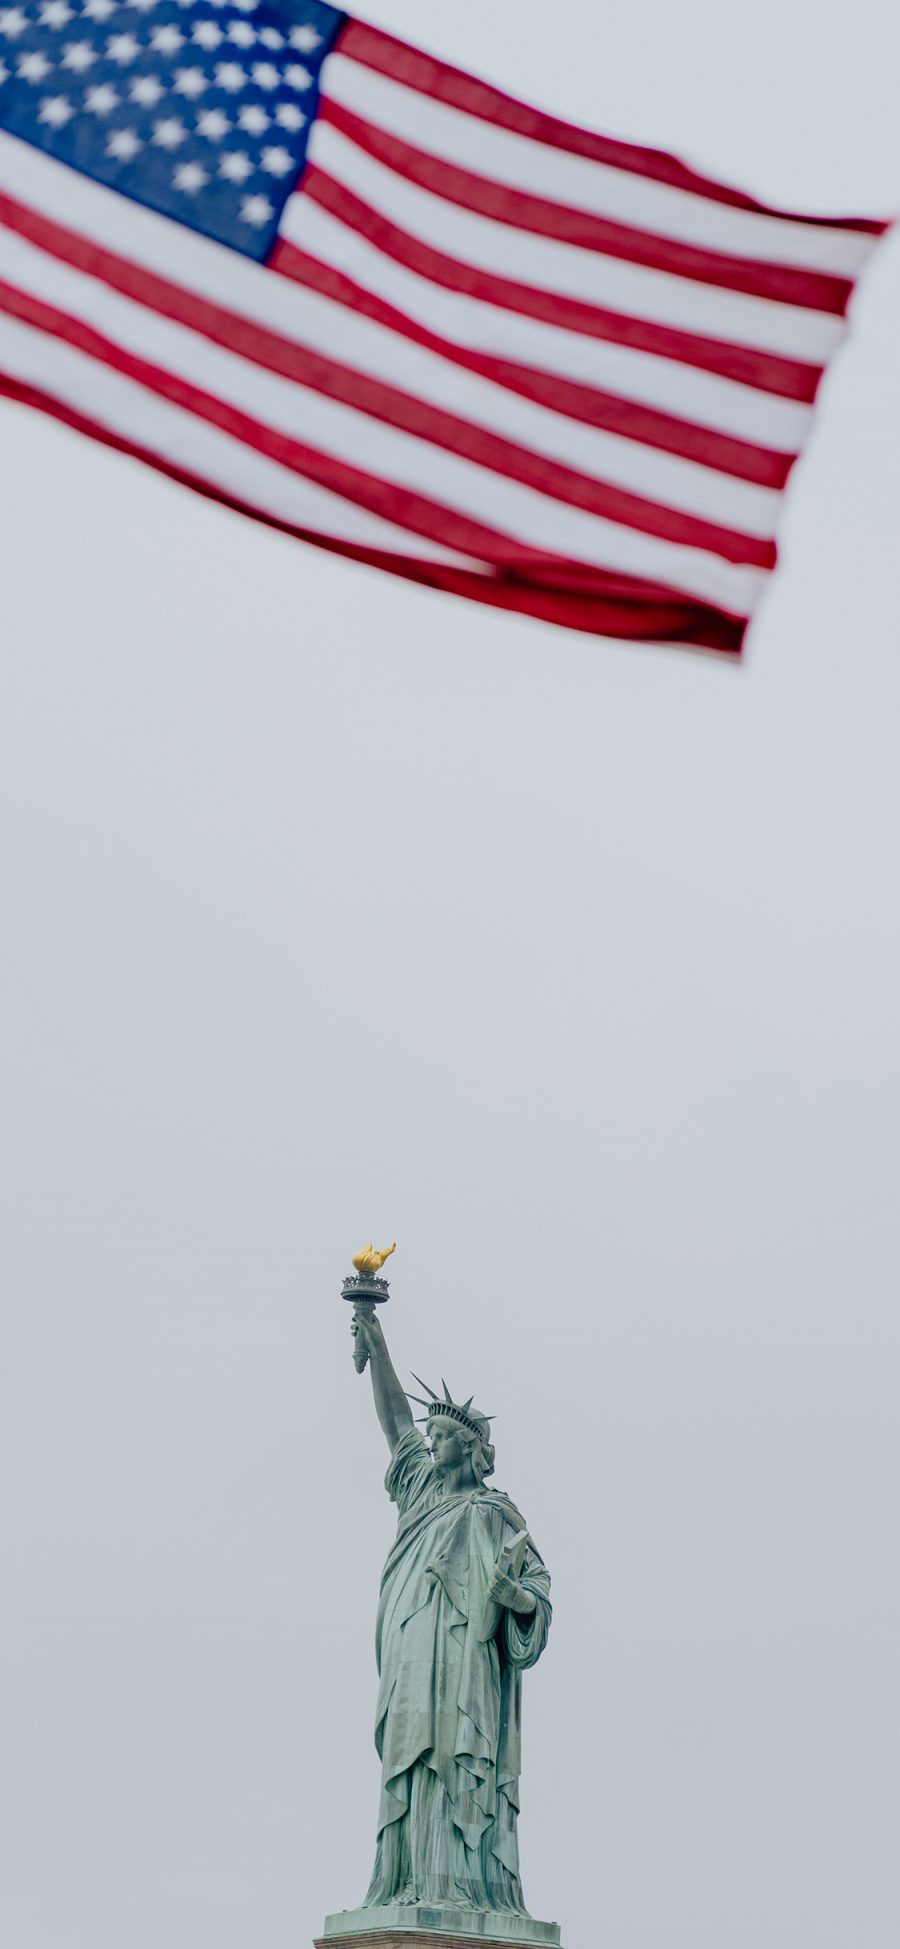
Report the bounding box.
[341,1244,396,1374]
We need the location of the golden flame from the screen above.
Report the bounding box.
[351,1242,397,1276]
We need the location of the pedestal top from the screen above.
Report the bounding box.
[320,1907,560,1948]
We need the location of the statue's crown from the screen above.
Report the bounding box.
[406,1375,494,1441]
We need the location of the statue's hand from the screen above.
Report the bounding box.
[487,1571,537,1616]
[351,1306,385,1359]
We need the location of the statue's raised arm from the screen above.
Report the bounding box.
[352,1306,414,1455]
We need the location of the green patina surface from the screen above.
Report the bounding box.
[337,1298,556,1935]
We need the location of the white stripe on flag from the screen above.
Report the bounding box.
[0,306,489,570]
[0,212,780,539]
[0,225,765,612]
[307,121,846,364]
[280,192,815,454]
[322,50,875,281]
[0,132,814,462]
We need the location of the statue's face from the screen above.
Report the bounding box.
[427,1418,473,1477]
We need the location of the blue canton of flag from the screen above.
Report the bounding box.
[0,0,343,257]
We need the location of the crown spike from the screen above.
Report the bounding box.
[442,1379,453,1403]
[410,1372,439,1401]
[407,1388,493,1445]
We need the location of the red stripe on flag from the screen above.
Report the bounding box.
[5,270,745,593]
[336,21,887,236]
[0,367,746,652]
[318,98,854,316]
[273,239,796,491]
[301,165,826,402]
[0,191,772,563]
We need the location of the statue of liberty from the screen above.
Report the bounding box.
[346,1298,552,1923]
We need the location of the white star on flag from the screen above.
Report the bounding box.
[18,49,53,80]
[219,148,252,182]
[106,125,142,160]
[237,102,267,133]
[129,73,163,105]
[214,61,244,91]
[106,34,141,65]
[174,67,206,97]
[38,92,74,123]
[196,106,229,139]
[0,6,29,36]
[260,144,293,176]
[240,192,273,227]
[152,115,186,148]
[173,159,208,192]
[38,2,73,27]
[284,63,312,90]
[62,40,96,70]
[289,25,321,52]
[192,21,221,49]
[150,23,183,54]
[85,82,119,113]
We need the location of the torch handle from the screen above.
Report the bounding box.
[352,1300,376,1374]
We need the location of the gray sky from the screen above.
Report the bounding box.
[2,3,899,1947]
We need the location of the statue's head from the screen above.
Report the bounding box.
[426,1409,495,1484]
[409,1376,496,1482]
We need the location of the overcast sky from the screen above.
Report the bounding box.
[2,3,899,1948]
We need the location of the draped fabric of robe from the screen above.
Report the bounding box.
[364,1427,551,1913]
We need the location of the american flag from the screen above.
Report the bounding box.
[0,2,889,652]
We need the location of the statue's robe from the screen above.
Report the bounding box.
[364,1427,551,1913]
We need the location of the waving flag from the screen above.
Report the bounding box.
[0,3,889,651]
